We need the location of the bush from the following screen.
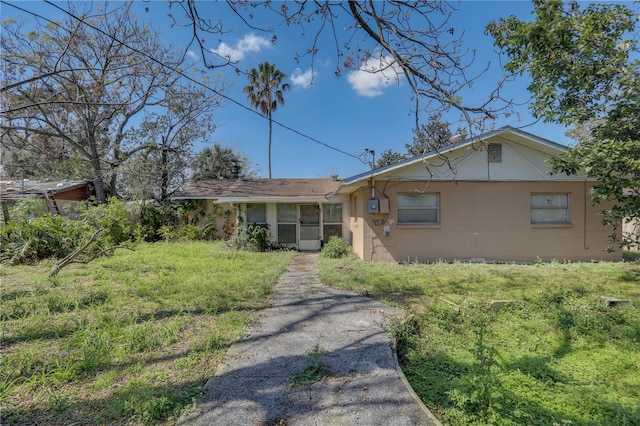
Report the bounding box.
[320,236,353,259]
[0,197,138,266]
[0,213,88,264]
[138,203,178,242]
[247,223,270,251]
[158,224,202,242]
[76,198,136,247]
[224,223,271,252]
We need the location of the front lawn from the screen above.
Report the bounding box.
[319,257,640,425]
[1,242,295,425]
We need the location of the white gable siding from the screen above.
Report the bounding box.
[374,138,585,182]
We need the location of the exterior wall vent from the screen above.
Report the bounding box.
[488,143,502,163]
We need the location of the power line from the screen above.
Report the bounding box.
[1,0,366,164]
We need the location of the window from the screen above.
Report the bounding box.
[531,194,570,224]
[246,203,266,224]
[323,204,342,239]
[277,204,296,243]
[397,193,439,224]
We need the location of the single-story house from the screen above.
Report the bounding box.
[173,126,622,262]
[174,178,345,251]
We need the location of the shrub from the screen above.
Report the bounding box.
[138,203,167,242]
[320,236,353,258]
[158,224,202,242]
[224,223,271,252]
[76,198,136,247]
[5,196,48,222]
[1,197,138,266]
[201,213,218,240]
[0,213,89,264]
[246,223,270,252]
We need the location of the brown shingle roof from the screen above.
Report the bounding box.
[173,178,342,202]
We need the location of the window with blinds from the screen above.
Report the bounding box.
[277,203,297,243]
[397,193,439,224]
[323,204,343,239]
[531,194,570,224]
[246,203,266,224]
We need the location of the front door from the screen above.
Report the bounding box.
[299,204,321,251]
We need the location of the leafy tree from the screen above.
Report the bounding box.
[243,62,290,178]
[406,114,467,157]
[192,144,253,181]
[376,149,409,169]
[0,136,90,181]
[375,115,466,168]
[1,3,218,203]
[486,0,640,247]
[119,86,220,202]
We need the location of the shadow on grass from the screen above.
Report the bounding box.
[2,288,427,426]
[1,303,264,347]
[7,253,639,426]
[401,349,639,425]
[0,378,205,425]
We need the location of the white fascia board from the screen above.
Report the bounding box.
[244,197,329,203]
[170,196,217,200]
[171,196,329,203]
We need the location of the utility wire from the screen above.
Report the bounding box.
[2,0,366,163]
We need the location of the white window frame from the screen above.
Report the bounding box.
[397,193,439,225]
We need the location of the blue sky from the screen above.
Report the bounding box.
[4,1,590,179]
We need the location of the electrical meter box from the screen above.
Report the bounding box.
[368,198,379,214]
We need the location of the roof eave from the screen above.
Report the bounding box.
[170,195,330,203]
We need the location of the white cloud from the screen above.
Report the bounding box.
[347,55,401,97]
[210,33,271,62]
[291,68,314,88]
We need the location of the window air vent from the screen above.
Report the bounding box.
[488,143,502,163]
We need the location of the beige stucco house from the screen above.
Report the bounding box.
[174,126,622,262]
[174,178,346,251]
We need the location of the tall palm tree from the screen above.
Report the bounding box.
[243,62,290,178]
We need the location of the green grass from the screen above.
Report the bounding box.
[319,257,640,425]
[1,241,295,425]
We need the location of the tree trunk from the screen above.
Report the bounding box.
[86,132,107,203]
[268,112,273,179]
[1,200,10,224]
[90,155,107,203]
[160,147,169,201]
[109,144,121,199]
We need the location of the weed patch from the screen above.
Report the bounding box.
[1,241,295,425]
[289,345,330,387]
[320,257,640,425]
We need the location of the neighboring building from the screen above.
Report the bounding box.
[0,180,94,218]
[173,127,622,262]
